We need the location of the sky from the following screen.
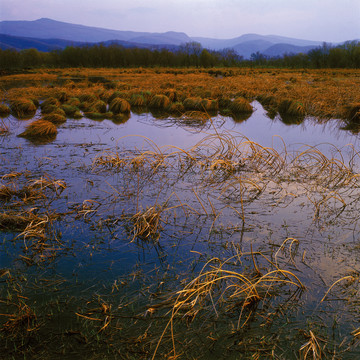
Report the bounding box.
[1,0,359,42]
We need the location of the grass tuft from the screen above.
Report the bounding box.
[18,119,57,140]
[109,98,131,114]
[148,94,171,109]
[229,97,253,114]
[10,98,37,118]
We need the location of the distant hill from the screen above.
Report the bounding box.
[0,18,345,59]
[0,18,192,45]
[0,33,84,51]
[0,33,182,52]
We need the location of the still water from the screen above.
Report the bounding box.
[1,102,359,358]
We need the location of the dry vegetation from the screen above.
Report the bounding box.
[0,68,359,124]
[1,67,360,358]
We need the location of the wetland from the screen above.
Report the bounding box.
[0,68,360,359]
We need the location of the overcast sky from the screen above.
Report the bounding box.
[1,0,359,42]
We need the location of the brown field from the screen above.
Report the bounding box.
[0,67,359,121]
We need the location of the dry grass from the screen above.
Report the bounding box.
[42,113,67,124]
[152,253,304,359]
[0,103,11,117]
[229,97,253,115]
[18,119,57,140]
[109,98,131,114]
[1,68,359,121]
[9,98,37,118]
[148,94,171,109]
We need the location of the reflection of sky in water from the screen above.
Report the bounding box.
[52,102,360,161]
[1,104,360,348]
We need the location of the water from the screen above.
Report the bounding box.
[1,103,360,358]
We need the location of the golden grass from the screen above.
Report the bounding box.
[42,113,67,124]
[152,253,304,359]
[229,97,253,114]
[109,98,131,114]
[148,94,171,109]
[1,68,359,121]
[9,98,37,118]
[18,119,57,140]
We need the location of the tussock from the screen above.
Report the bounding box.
[18,119,57,140]
[109,98,131,114]
[10,98,37,118]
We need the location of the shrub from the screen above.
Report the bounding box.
[109,98,131,114]
[18,120,57,139]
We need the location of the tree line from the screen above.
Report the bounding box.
[0,41,359,70]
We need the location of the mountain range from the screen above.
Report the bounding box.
[0,18,338,58]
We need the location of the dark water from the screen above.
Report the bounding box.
[1,103,360,358]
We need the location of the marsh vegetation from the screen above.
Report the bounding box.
[0,68,360,359]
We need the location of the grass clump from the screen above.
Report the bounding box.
[130,94,146,107]
[344,103,360,123]
[0,103,11,117]
[65,97,81,107]
[229,97,253,114]
[89,100,107,113]
[40,97,60,110]
[61,104,79,117]
[10,98,37,118]
[109,98,131,114]
[42,113,66,124]
[78,93,98,103]
[148,94,171,109]
[18,120,57,140]
[278,99,305,117]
